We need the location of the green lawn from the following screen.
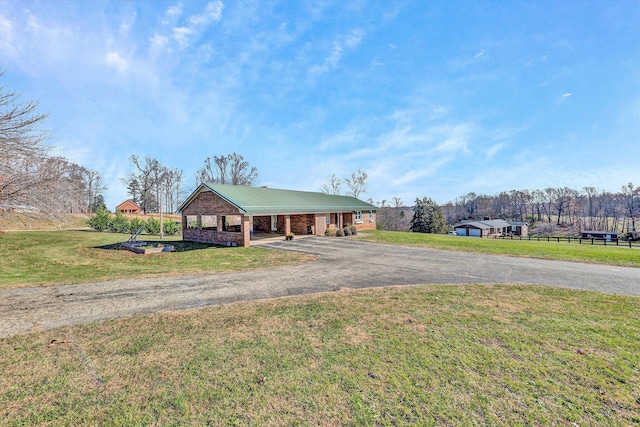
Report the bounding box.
[0,230,313,288]
[359,230,640,268]
[1,284,638,426]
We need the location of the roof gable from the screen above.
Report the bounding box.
[116,199,140,209]
[178,184,377,215]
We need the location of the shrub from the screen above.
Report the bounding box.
[163,220,180,236]
[129,217,146,234]
[350,226,357,235]
[343,227,352,236]
[108,211,130,233]
[336,228,345,237]
[87,207,111,232]
[325,228,336,237]
[533,222,557,236]
[146,217,161,235]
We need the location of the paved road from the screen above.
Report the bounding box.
[1,237,639,338]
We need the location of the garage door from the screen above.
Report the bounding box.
[468,228,481,237]
[454,228,466,236]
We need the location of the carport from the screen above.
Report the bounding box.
[177,183,377,247]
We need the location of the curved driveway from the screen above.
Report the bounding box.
[1,237,639,338]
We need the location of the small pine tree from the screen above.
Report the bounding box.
[87,207,111,232]
[129,217,146,234]
[108,211,130,233]
[162,220,180,236]
[146,217,161,235]
[410,196,447,234]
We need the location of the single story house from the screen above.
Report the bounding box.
[453,219,526,237]
[580,230,618,241]
[177,183,377,247]
[115,199,141,214]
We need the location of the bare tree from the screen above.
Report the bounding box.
[321,174,342,195]
[0,69,51,210]
[163,168,184,213]
[376,197,410,231]
[621,182,639,234]
[196,152,258,186]
[122,155,161,214]
[344,169,368,199]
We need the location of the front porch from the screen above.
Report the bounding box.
[182,212,354,247]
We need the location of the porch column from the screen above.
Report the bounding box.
[242,215,251,247]
[284,215,291,235]
[217,215,224,231]
[197,214,202,230]
[338,213,344,229]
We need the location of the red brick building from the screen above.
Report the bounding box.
[178,184,377,247]
[115,199,141,214]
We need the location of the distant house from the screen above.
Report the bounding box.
[177,183,377,247]
[115,199,141,214]
[453,219,512,237]
[581,230,618,241]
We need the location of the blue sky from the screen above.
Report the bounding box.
[1,0,639,209]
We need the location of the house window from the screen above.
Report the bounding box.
[354,211,363,223]
[326,214,330,225]
[369,210,374,222]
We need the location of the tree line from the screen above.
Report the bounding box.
[1,68,261,218]
[0,69,106,218]
[442,185,640,235]
[120,152,259,215]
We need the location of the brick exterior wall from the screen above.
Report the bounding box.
[182,191,240,216]
[357,211,377,231]
[183,228,244,246]
[290,214,316,235]
[181,190,246,246]
[253,216,271,232]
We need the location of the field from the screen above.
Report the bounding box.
[0,230,313,288]
[2,225,639,425]
[1,284,638,426]
[359,230,640,268]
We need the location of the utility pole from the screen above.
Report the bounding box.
[159,183,164,240]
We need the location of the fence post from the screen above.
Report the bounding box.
[592,238,594,245]
[568,237,571,244]
[630,240,633,249]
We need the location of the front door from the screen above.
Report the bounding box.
[271,215,278,232]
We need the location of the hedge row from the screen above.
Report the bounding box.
[87,208,180,235]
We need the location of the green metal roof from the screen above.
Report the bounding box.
[179,183,377,215]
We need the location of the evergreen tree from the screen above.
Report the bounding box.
[410,196,447,233]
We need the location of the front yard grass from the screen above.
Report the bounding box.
[359,230,640,268]
[0,231,313,288]
[1,284,638,425]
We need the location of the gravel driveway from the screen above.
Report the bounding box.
[1,237,639,338]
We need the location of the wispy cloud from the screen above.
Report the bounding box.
[309,28,364,75]
[105,51,128,73]
[189,1,224,25]
[557,92,573,105]
[173,26,193,48]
